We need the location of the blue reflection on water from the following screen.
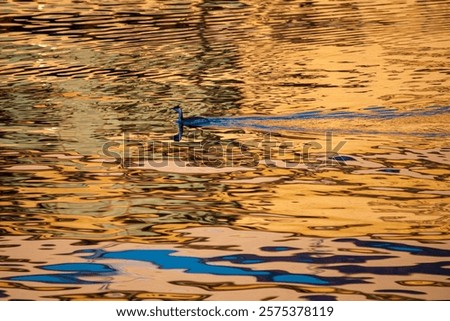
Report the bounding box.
[42,263,115,273]
[8,274,99,284]
[7,263,115,284]
[3,248,367,286]
[211,252,393,265]
[3,239,448,286]
[91,249,269,277]
[323,261,450,276]
[0,290,8,298]
[302,295,337,301]
[334,238,450,257]
[78,249,367,286]
[260,246,298,252]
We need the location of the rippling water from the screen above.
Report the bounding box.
[1,0,449,301]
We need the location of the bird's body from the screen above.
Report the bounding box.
[172,106,208,127]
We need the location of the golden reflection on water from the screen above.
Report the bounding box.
[0,0,449,300]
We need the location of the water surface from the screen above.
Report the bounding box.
[0,0,449,300]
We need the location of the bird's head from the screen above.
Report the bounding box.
[172,105,183,122]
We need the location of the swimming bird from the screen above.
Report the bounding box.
[172,105,210,127]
